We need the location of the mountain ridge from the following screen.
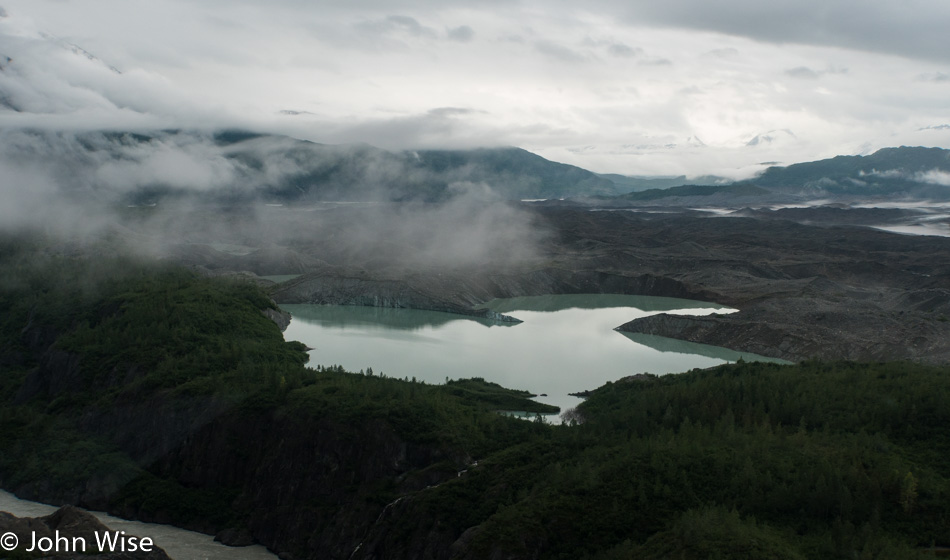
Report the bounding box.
[0,128,624,204]
[574,145,950,206]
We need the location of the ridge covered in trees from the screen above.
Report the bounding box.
[0,236,948,559]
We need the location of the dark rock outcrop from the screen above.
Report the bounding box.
[261,307,292,331]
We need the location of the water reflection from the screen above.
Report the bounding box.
[282,295,781,415]
[619,332,787,363]
[282,303,511,331]
[478,293,732,314]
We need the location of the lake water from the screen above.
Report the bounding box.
[281,294,784,416]
[0,490,277,560]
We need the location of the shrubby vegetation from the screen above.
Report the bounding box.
[1,234,949,559]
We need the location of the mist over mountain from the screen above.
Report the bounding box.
[0,128,621,211]
[0,128,579,272]
[742,146,950,199]
[590,146,950,207]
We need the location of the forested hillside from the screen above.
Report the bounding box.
[1,236,948,559]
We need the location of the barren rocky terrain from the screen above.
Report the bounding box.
[156,203,950,364]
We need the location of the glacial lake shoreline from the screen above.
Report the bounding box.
[281,294,785,416]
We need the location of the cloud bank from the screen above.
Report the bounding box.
[0,0,948,178]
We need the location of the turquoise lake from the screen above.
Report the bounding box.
[281,294,783,417]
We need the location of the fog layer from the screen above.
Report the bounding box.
[0,128,550,270]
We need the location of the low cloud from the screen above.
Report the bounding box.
[0,127,550,269]
[95,138,242,191]
[0,18,229,130]
[861,168,905,179]
[326,190,547,268]
[916,169,950,186]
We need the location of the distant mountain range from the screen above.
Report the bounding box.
[2,126,949,206]
[742,146,950,199]
[598,146,950,206]
[0,129,623,204]
[596,173,729,192]
[213,130,625,202]
[221,139,950,204]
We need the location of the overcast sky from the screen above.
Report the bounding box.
[1,0,948,178]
